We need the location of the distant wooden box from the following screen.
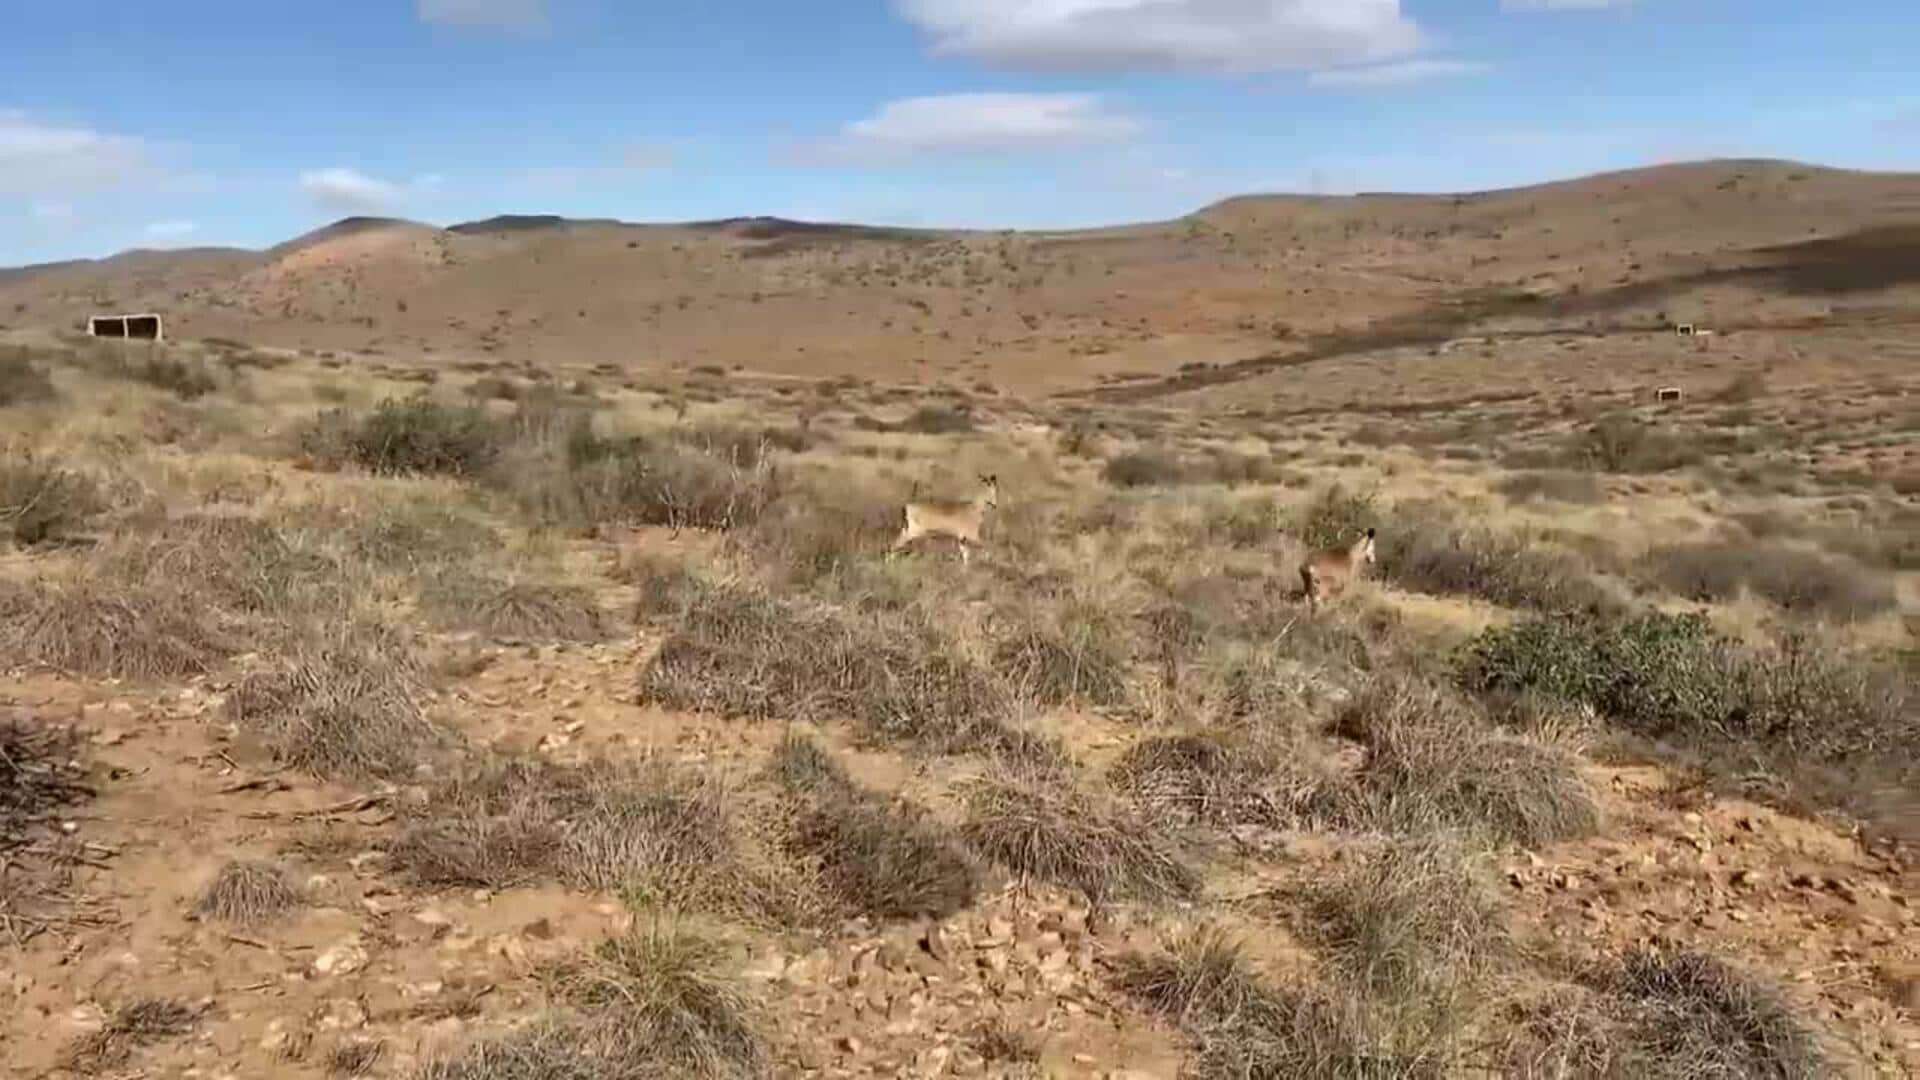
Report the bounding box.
[88,313,165,341]
[1656,386,1683,403]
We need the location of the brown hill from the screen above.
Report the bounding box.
[3,158,1917,394]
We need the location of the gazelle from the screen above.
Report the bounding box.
[890,474,999,565]
[1301,527,1377,614]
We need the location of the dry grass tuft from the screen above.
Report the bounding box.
[1606,949,1833,1079]
[960,767,1197,903]
[769,736,979,920]
[993,598,1133,709]
[1303,835,1508,1013]
[391,754,814,926]
[1643,541,1896,622]
[1337,676,1601,846]
[1380,514,1613,614]
[1117,928,1443,1079]
[227,621,443,781]
[639,581,1012,751]
[327,1039,384,1077]
[61,997,199,1074]
[0,348,59,407]
[0,573,237,680]
[421,571,610,642]
[0,455,101,546]
[192,859,304,925]
[1,717,92,847]
[1498,470,1606,505]
[1109,729,1337,830]
[420,923,767,1079]
[965,1018,1043,1068]
[549,920,768,1079]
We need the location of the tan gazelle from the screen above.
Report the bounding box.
[1301,527,1377,614]
[890,474,999,566]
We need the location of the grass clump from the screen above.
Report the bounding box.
[61,998,199,1074]
[497,417,777,532]
[960,767,1197,903]
[0,348,58,406]
[94,513,350,620]
[1103,449,1189,488]
[638,581,1011,751]
[554,921,768,1079]
[420,571,610,642]
[1294,484,1378,551]
[391,756,813,926]
[227,622,442,781]
[1498,470,1606,505]
[0,456,102,546]
[1117,928,1441,1079]
[1574,413,1702,473]
[1336,677,1601,846]
[993,599,1133,709]
[302,397,504,477]
[1604,949,1832,1079]
[769,736,978,920]
[0,573,236,680]
[1643,541,1896,621]
[192,859,304,925]
[1381,515,1612,614]
[423,922,767,1080]
[895,404,975,434]
[1109,729,1335,830]
[0,718,91,864]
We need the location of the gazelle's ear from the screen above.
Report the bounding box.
[1365,527,1377,540]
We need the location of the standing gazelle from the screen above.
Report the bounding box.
[890,474,1000,565]
[1301,527,1377,614]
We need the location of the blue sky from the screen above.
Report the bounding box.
[3,0,1916,266]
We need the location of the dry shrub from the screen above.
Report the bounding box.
[0,348,58,407]
[960,767,1197,903]
[192,859,304,925]
[0,717,90,843]
[1336,677,1600,847]
[1643,541,1895,621]
[553,921,768,1079]
[735,476,902,584]
[1574,413,1702,473]
[638,581,1012,751]
[768,736,978,920]
[0,456,102,546]
[1117,929,1442,1079]
[227,622,443,781]
[344,500,496,571]
[0,573,236,680]
[895,404,975,434]
[1304,835,1507,1013]
[1381,516,1613,614]
[420,571,610,642]
[328,1040,384,1077]
[1499,470,1605,505]
[1109,729,1337,830]
[94,513,351,621]
[1103,449,1189,488]
[1605,949,1832,1079]
[391,755,810,925]
[301,397,503,477]
[497,423,777,532]
[422,922,766,1080]
[61,998,199,1074]
[993,598,1133,709]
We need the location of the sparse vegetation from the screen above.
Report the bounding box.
[1498,469,1606,504]
[769,736,978,919]
[61,998,199,1074]
[192,860,304,925]
[1643,540,1896,621]
[960,767,1197,903]
[227,621,443,781]
[0,456,101,546]
[0,348,58,406]
[420,571,610,642]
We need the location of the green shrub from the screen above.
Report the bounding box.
[304,397,503,477]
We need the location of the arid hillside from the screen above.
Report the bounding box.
[1,156,1917,1078]
[5,158,1919,396]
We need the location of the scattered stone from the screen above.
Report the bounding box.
[313,940,368,977]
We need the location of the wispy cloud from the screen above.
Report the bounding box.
[417,0,547,30]
[893,0,1422,74]
[1501,0,1637,9]
[796,93,1141,165]
[299,168,407,215]
[0,109,161,197]
[1309,59,1488,88]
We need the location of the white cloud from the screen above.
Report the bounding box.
[29,200,75,223]
[1309,59,1487,88]
[0,109,158,197]
[300,168,406,215]
[142,220,197,240]
[893,0,1422,74]
[418,0,546,29]
[801,93,1141,164]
